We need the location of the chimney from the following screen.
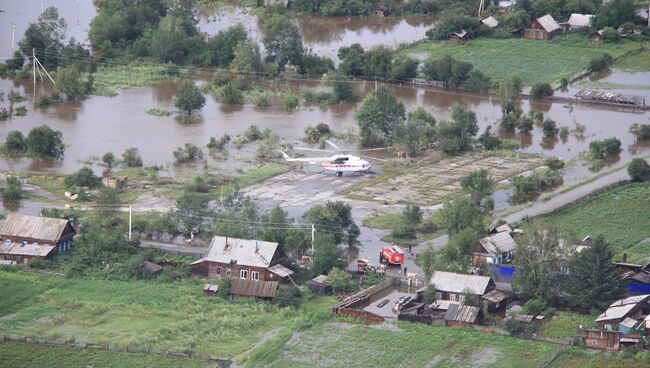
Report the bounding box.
[255,242,259,253]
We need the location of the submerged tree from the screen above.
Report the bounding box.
[174,81,206,116]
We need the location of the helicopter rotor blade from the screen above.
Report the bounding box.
[293,147,334,153]
[325,140,342,151]
[358,154,387,162]
[355,147,388,152]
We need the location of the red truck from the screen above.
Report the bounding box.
[379,245,405,266]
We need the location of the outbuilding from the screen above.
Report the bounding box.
[524,14,562,40]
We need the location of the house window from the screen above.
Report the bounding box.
[591,340,598,346]
[216,268,221,275]
[251,271,260,281]
[436,292,442,300]
[459,295,465,304]
[450,294,456,302]
[226,268,232,276]
[495,302,500,308]
[240,269,249,279]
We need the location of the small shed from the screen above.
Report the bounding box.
[308,275,332,295]
[202,283,219,296]
[102,176,128,189]
[481,289,508,313]
[0,242,55,265]
[229,278,279,300]
[449,30,468,42]
[524,14,562,40]
[444,304,481,327]
[481,16,499,29]
[562,13,593,31]
[144,261,163,277]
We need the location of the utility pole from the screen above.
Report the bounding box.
[41,1,45,13]
[32,49,36,101]
[128,205,132,240]
[311,224,315,258]
[76,0,80,25]
[11,23,15,51]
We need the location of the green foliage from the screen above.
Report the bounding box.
[593,0,636,29]
[257,131,282,159]
[26,125,65,158]
[122,147,143,168]
[56,66,89,100]
[274,285,303,308]
[436,104,479,154]
[300,52,334,77]
[218,83,244,104]
[423,283,437,304]
[207,134,231,152]
[173,143,203,163]
[512,169,562,201]
[2,131,27,155]
[390,57,419,80]
[303,123,333,144]
[230,41,264,73]
[2,176,23,202]
[544,157,565,171]
[338,43,365,77]
[206,24,248,67]
[19,7,67,68]
[588,53,614,73]
[529,83,554,99]
[541,312,596,339]
[588,137,621,160]
[426,14,481,41]
[522,298,547,316]
[64,167,101,189]
[311,240,346,276]
[542,119,559,137]
[629,123,650,141]
[438,195,484,237]
[174,81,206,115]
[390,107,437,157]
[355,86,406,147]
[567,236,625,310]
[328,268,356,293]
[262,15,304,71]
[628,158,650,182]
[423,55,474,89]
[497,76,523,115]
[463,70,492,92]
[145,108,172,117]
[34,93,62,108]
[235,124,264,146]
[461,169,494,203]
[173,191,211,235]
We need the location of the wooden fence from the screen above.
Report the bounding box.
[0,335,231,367]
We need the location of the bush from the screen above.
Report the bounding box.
[529,83,553,99]
[303,123,333,144]
[2,131,27,155]
[122,147,143,167]
[522,298,547,315]
[589,138,621,160]
[173,143,203,163]
[26,125,65,158]
[102,152,117,168]
[602,27,620,43]
[628,158,650,182]
[423,283,437,303]
[64,167,101,188]
[544,157,565,171]
[218,83,244,104]
[588,53,613,73]
[328,268,356,293]
[207,134,231,151]
[542,119,559,137]
[281,93,300,111]
[236,125,264,145]
[2,176,23,201]
[630,123,650,141]
[274,285,303,308]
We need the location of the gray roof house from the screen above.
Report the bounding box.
[475,231,517,264]
[430,271,496,303]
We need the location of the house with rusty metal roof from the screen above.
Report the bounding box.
[191,236,292,283]
[524,14,562,40]
[0,214,76,255]
[429,271,495,304]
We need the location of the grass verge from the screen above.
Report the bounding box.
[541,312,597,340]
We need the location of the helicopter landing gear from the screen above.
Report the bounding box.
[336,171,343,177]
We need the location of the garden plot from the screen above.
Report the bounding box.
[347,154,544,205]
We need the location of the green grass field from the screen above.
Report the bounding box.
[0,271,333,359]
[541,312,596,340]
[544,183,650,263]
[402,36,646,85]
[249,322,561,367]
[0,342,210,368]
[614,50,650,72]
[549,348,650,368]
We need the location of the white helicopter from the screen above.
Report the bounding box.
[281,140,386,177]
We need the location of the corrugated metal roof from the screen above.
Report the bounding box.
[479,232,517,256]
[481,289,507,303]
[609,294,650,307]
[0,214,73,243]
[620,317,638,328]
[453,29,468,38]
[268,264,294,278]
[536,14,561,33]
[0,242,55,257]
[445,304,480,323]
[202,236,279,268]
[481,16,499,29]
[494,224,512,233]
[567,13,593,27]
[230,278,279,298]
[430,271,492,295]
[596,304,636,322]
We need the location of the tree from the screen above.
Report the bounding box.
[513,222,572,300]
[529,83,554,99]
[436,104,479,154]
[629,124,650,142]
[19,6,67,68]
[461,169,494,203]
[260,206,291,246]
[175,81,205,116]
[173,191,211,235]
[262,15,304,70]
[628,158,650,182]
[423,283,437,303]
[426,15,481,41]
[64,167,101,188]
[437,228,481,273]
[423,55,473,89]
[3,131,27,155]
[588,54,613,73]
[542,119,559,137]
[328,268,356,292]
[589,138,621,160]
[403,205,423,227]
[2,176,23,202]
[122,147,143,168]
[311,239,346,276]
[390,57,419,80]
[330,74,356,103]
[102,152,117,168]
[206,24,248,67]
[593,0,636,29]
[362,46,393,79]
[438,195,484,237]
[274,285,303,308]
[56,66,87,100]
[355,86,406,147]
[463,70,492,92]
[26,125,65,158]
[230,41,264,73]
[338,43,365,77]
[301,52,334,77]
[496,76,523,115]
[567,237,624,310]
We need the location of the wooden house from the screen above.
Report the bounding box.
[102,176,128,189]
[473,231,517,265]
[481,289,508,313]
[429,271,496,303]
[524,14,561,40]
[229,278,279,300]
[191,236,293,282]
[0,214,76,255]
[595,294,650,328]
[444,304,481,327]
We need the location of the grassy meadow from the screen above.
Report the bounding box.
[402,36,646,85]
[0,271,334,359]
[615,50,650,72]
[541,312,597,340]
[548,348,650,368]
[0,342,211,368]
[544,183,650,263]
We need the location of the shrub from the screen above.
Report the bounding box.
[2,176,23,201]
[529,83,553,99]
[602,27,620,43]
[274,285,303,308]
[218,83,244,104]
[328,268,356,293]
[630,123,650,141]
[173,143,203,163]
[544,157,565,171]
[588,53,613,73]
[628,158,650,182]
[303,123,333,144]
[64,167,101,188]
[542,119,559,137]
[256,132,281,159]
[122,147,143,167]
[26,125,65,158]
[102,152,116,168]
[522,299,547,315]
[235,125,264,146]
[2,131,27,155]
[207,134,231,151]
[281,93,300,111]
[589,138,621,160]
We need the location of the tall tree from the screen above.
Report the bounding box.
[19,6,68,68]
[26,125,65,158]
[567,237,624,310]
[496,76,523,116]
[174,81,206,115]
[436,104,479,153]
[461,169,494,204]
[513,222,572,300]
[355,86,406,147]
[260,206,291,246]
[262,15,304,71]
[437,195,484,237]
[337,43,365,77]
